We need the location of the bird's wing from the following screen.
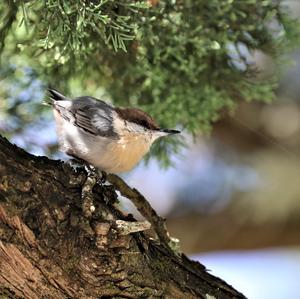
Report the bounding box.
[73,97,118,137]
[51,91,118,138]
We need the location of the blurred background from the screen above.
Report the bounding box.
[1,1,300,298]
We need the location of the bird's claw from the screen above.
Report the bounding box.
[67,158,85,172]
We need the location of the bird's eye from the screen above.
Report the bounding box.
[140,120,149,130]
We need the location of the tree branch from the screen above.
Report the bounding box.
[107,173,172,247]
[0,134,245,299]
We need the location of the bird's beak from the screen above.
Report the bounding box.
[152,128,180,142]
[159,129,181,135]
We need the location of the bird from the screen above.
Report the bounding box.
[49,89,180,174]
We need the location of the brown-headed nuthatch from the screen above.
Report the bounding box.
[49,89,180,173]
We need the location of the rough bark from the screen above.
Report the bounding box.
[0,135,245,299]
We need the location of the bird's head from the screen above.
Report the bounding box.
[115,107,180,143]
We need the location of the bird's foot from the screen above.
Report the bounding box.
[67,158,86,172]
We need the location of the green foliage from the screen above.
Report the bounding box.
[0,0,299,165]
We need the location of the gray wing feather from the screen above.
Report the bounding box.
[54,96,118,138]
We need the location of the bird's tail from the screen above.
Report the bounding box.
[48,88,69,102]
[43,88,69,106]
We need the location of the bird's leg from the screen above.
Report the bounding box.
[67,157,87,172]
[68,157,106,183]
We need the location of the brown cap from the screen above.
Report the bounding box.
[115,107,159,130]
